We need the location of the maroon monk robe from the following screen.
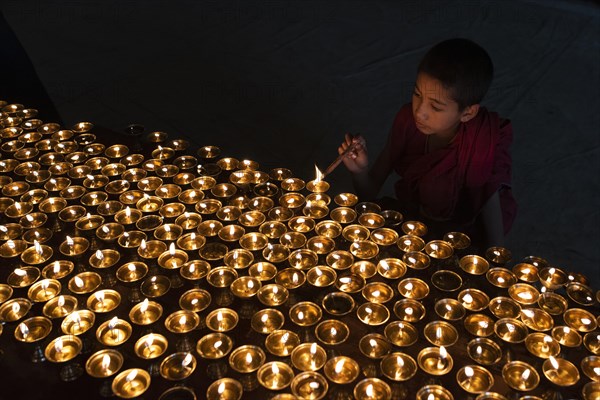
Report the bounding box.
[388,103,517,235]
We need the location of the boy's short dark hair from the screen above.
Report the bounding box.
[418,38,493,110]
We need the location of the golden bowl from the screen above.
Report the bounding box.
[330,207,357,224]
[196,332,233,360]
[424,320,459,347]
[434,298,466,321]
[160,352,197,381]
[393,298,426,322]
[249,262,278,282]
[256,284,289,307]
[459,255,490,275]
[359,333,391,359]
[96,317,132,346]
[380,353,418,382]
[321,291,355,316]
[111,368,151,399]
[495,318,529,343]
[251,308,285,334]
[384,321,418,347]
[140,275,171,298]
[290,372,328,400]
[265,330,301,357]
[44,335,82,363]
[508,283,540,305]
[291,342,327,371]
[229,345,266,373]
[289,301,323,327]
[84,349,124,379]
[205,308,239,332]
[275,268,306,290]
[323,356,360,385]
[14,316,53,343]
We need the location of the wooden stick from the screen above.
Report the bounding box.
[322,140,360,178]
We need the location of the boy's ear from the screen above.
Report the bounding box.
[460,104,480,122]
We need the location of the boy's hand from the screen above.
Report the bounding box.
[338,133,368,174]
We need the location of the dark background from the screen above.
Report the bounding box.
[1,1,599,399]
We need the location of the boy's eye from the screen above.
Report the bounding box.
[412,90,420,97]
[431,105,442,112]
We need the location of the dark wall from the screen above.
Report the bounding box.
[2,0,599,286]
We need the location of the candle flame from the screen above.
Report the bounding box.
[549,356,559,369]
[245,352,253,364]
[405,282,413,291]
[72,312,81,326]
[55,337,64,353]
[140,239,147,250]
[272,362,279,374]
[34,241,43,255]
[310,342,317,355]
[518,291,533,300]
[145,334,154,347]
[476,345,482,356]
[169,242,176,255]
[523,309,534,318]
[66,236,74,246]
[436,326,442,340]
[108,317,118,330]
[463,294,473,304]
[366,384,374,397]
[218,382,226,394]
[75,276,84,288]
[57,295,65,307]
[465,366,474,378]
[440,346,448,358]
[96,249,104,260]
[314,165,324,182]
[182,353,193,367]
[140,298,149,313]
[14,268,26,277]
[19,323,29,338]
[51,262,60,274]
[179,315,187,326]
[101,354,111,371]
[96,290,105,303]
[297,311,304,320]
[126,369,138,383]
[522,368,531,380]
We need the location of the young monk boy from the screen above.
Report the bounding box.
[339,38,517,250]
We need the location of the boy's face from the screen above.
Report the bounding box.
[411,72,475,138]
